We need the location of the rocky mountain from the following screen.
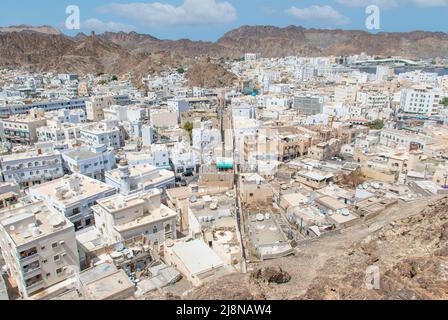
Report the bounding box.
[186,58,236,88]
[2,25,448,87]
[97,25,448,59]
[0,25,61,35]
[0,31,188,87]
[217,25,448,59]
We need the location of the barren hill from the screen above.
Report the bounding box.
[186,58,236,88]
[186,196,448,300]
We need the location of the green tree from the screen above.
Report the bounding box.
[441,97,448,106]
[177,67,185,74]
[183,121,193,143]
[111,75,118,81]
[367,119,385,130]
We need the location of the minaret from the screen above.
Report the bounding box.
[118,159,131,194]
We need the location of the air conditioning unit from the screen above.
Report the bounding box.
[59,241,65,246]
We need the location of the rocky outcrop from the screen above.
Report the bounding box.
[186,59,236,88]
[301,196,448,300]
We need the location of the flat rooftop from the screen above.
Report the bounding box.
[29,174,116,207]
[0,201,73,247]
[171,240,224,276]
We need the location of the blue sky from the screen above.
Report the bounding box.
[1,0,447,41]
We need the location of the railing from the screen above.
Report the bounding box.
[26,280,45,293]
[23,267,42,280]
[19,252,39,265]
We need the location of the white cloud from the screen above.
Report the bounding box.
[335,0,448,9]
[286,5,350,26]
[82,19,136,32]
[98,0,237,27]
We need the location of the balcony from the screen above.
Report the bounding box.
[26,279,45,294]
[22,261,41,279]
[19,248,39,265]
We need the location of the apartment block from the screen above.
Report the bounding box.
[105,160,175,196]
[85,96,115,122]
[28,174,117,231]
[80,121,123,149]
[92,189,178,246]
[0,149,64,189]
[0,201,79,299]
[1,113,47,145]
[61,144,116,180]
[293,95,324,116]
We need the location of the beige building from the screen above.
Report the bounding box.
[92,189,178,247]
[1,111,47,145]
[0,201,79,299]
[238,173,273,206]
[85,96,115,122]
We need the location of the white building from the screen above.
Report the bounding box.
[61,144,116,180]
[125,144,170,169]
[80,121,123,149]
[92,189,178,246]
[37,122,82,144]
[0,201,79,299]
[192,121,221,153]
[103,105,146,123]
[0,148,64,189]
[105,160,175,196]
[28,174,117,230]
[400,86,440,115]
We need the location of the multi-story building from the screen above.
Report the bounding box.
[192,121,221,153]
[0,98,87,118]
[92,189,178,246]
[293,95,324,115]
[105,160,175,196]
[61,144,116,181]
[125,144,170,169]
[400,86,440,115]
[85,96,115,122]
[0,148,64,189]
[0,201,79,299]
[28,174,117,230]
[80,121,123,149]
[1,111,47,145]
[36,122,82,144]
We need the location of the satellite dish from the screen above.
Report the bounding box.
[49,214,65,228]
[9,226,15,232]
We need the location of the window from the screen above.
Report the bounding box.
[56,268,63,275]
[54,255,60,262]
[51,242,58,249]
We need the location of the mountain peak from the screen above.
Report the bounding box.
[0,25,61,35]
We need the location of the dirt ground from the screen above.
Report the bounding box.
[151,195,443,300]
[243,196,442,299]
